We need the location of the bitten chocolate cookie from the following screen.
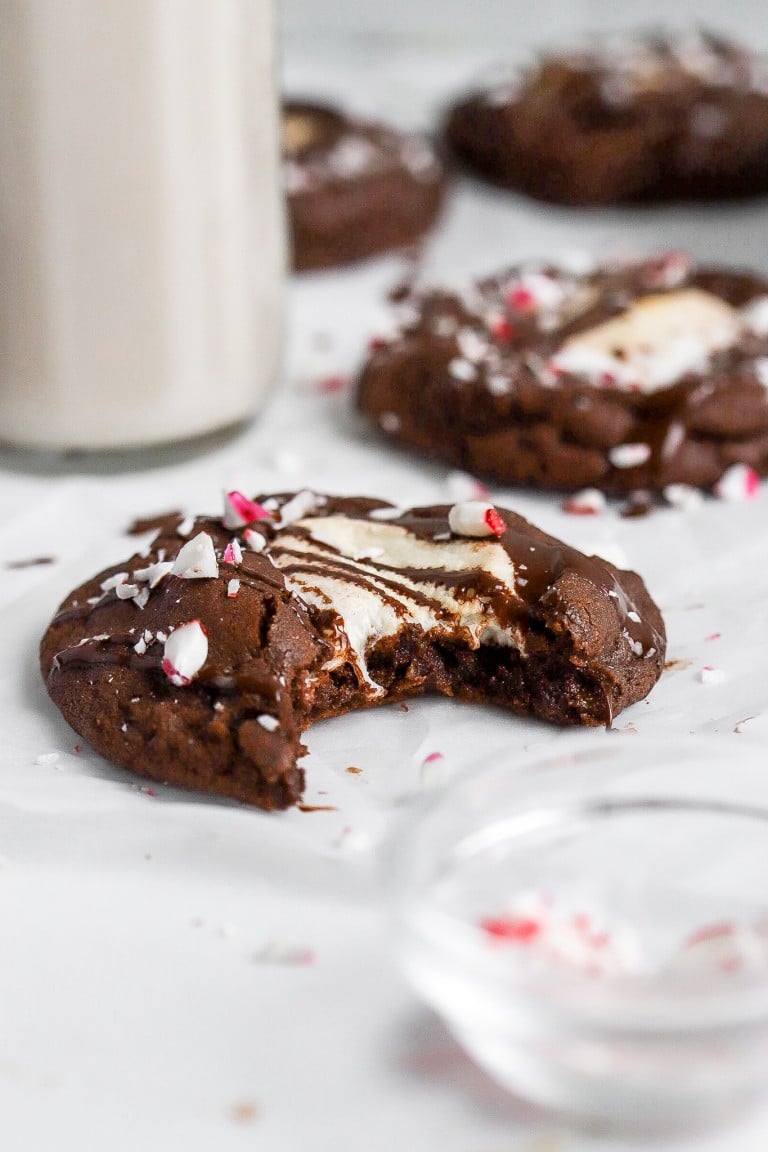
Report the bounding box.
[357,254,768,493]
[446,30,768,204]
[283,100,445,271]
[40,490,664,809]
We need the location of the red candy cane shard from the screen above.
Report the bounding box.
[448,501,506,538]
[223,490,271,529]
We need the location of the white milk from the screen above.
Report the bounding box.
[0,0,285,449]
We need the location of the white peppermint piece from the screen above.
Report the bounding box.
[133,560,174,588]
[487,372,513,396]
[609,443,651,469]
[115,583,140,600]
[176,516,195,537]
[134,636,147,655]
[257,714,280,732]
[172,532,219,579]
[448,358,478,383]
[740,296,768,337]
[456,328,488,363]
[134,587,150,610]
[227,578,240,599]
[663,483,704,510]
[753,358,768,388]
[379,411,401,433]
[162,620,208,687]
[368,505,403,521]
[699,665,726,686]
[554,290,741,392]
[35,752,61,767]
[432,314,458,338]
[275,490,318,528]
[243,529,266,553]
[101,572,129,592]
[562,487,607,515]
[516,270,568,312]
[448,501,505,538]
[689,103,727,138]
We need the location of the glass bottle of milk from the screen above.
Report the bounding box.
[0,0,285,450]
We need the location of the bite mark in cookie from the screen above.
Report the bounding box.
[40,492,665,809]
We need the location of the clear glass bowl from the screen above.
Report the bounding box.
[389,738,768,1130]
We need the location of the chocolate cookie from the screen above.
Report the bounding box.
[40,490,665,809]
[357,254,768,493]
[446,30,768,204]
[283,101,445,271]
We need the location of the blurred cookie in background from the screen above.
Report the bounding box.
[283,100,446,271]
[445,30,768,205]
[357,251,768,494]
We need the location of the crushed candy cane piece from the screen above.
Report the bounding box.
[642,250,692,290]
[161,620,208,686]
[456,328,488,363]
[477,891,645,976]
[222,539,243,566]
[257,714,279,732]
[480,916,543,943]
[448,501,506,538]
[705,632,721,642]
[713,463,760,502]
[134,636,147,655]
[35,752,61,767]
[172,532,219,579]
[101,572,129,592]
[699,665,726,685]
[176,515,195,537]
[133,560,174,588]
[663,483,704,510]
[251,942,315,966]
[753,358,768,389]
[562,488,606,516]
[379,411,401,433]
[741,295,768,337]
[420,750,447,789]
[227,579,240,599]
[368,504,403,521]
[275,490,318,528]
[243,528,266,552]
[115,583,140,600]
[448,358,477,383]
[609,442,652,469]
[223,491,270,529]
[315,374,347,394]
[668,921,768,976]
